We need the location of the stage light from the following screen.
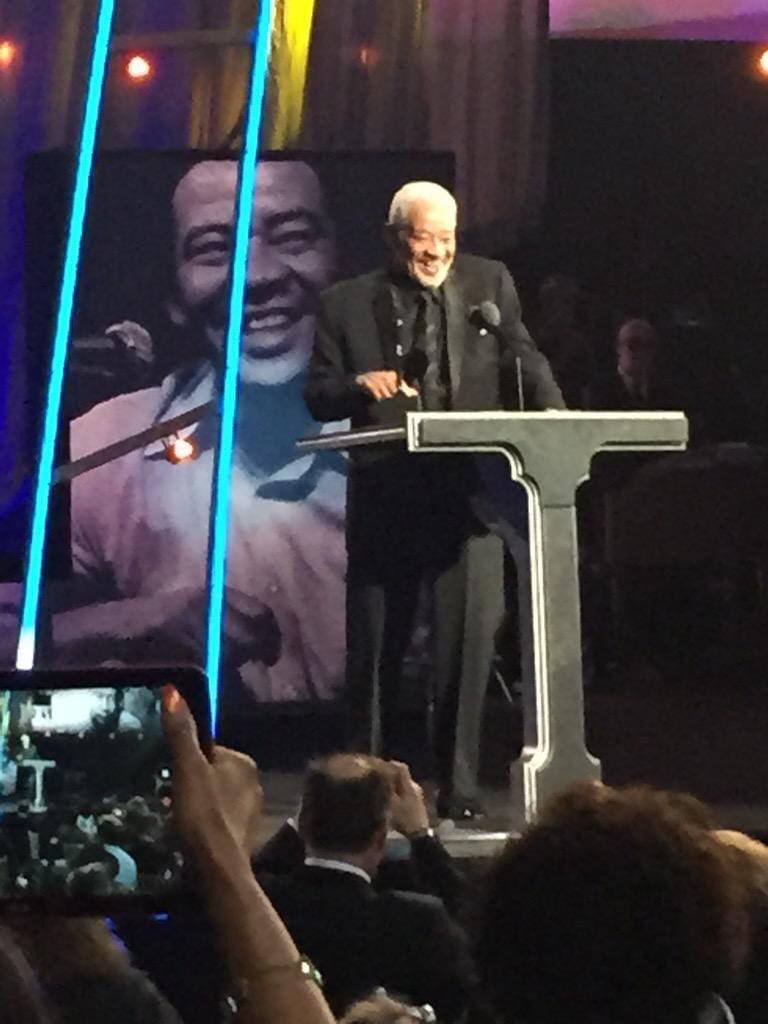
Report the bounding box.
[205,0,276,726]
[759,49,768,78]
[16,0,116,672]
[126,54,152,81]
[0,39,17,68]
[164,434,198,464]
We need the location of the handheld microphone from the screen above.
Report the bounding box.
[401,347,428,388]
[67,321,155,417]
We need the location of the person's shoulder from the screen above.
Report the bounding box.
[377,886,449,919]
[321,268,387,306]
[70,383,165,457]
[454,252,508,280]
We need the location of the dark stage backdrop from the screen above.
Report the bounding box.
[17,149,454,720]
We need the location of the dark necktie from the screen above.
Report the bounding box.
[414,289,444,410]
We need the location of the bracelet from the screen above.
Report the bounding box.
[232,956,324,1004]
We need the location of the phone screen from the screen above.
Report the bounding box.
[0,678,199,913]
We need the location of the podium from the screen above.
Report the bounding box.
[299,410,688,823]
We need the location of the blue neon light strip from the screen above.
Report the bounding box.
[16,0,116,670]
[204,0,276,724]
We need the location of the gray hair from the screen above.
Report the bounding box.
[387,181,457,228]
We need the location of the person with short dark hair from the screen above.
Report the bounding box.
[261,753,474,1020]
[298,753,393,855]
[476,781,751,1024]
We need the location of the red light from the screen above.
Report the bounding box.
[0,40,17,69]
[126,54,153,81]
[759,49,768,78]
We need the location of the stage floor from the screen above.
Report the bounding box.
[255,676,768,856]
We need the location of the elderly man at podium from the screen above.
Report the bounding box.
[305,182,564,820]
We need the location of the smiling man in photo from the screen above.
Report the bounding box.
[56,158,348,707]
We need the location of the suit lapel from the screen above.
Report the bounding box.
[372,276,401,371]
[443,272,466,399]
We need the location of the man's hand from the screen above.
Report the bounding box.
[355,370,400,401]
[149,586,281,667]
[162,686,264,863]
[388,760,430,838]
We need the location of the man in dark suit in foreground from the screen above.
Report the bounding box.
[260,753,474,1021]
[254,757,464,915]
[304,182,564,818]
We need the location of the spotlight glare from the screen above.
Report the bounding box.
[126,54,152,81]
[0,40,17,68]
[759,49,768,78]
[165,435,198,464]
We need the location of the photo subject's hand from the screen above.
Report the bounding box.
[355,370,400,401]
[224,587,281,668]
[162,686,263,866]
[388,760,430,837]
[160,586,281,666]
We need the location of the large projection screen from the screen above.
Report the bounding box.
[16,149,454,722]
[551,0,768,39]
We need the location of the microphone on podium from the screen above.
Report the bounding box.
[469,301,525,410]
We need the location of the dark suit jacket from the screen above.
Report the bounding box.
[253,822,465,916]
[305,256,564,571]
[260,864,475,1021]
[304,254,564,434]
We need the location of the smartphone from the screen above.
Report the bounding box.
[0,665,210,914]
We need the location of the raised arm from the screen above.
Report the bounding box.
[163,687,335,1024]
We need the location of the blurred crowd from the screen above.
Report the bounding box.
[3,689,768,1024]
[0,790,180,902]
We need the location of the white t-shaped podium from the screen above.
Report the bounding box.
[300,410,688,823]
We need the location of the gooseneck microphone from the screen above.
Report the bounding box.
[468,301,525,410]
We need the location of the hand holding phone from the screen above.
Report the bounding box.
[0,666,210,914]
[162,685,263,866]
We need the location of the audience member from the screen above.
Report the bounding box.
[161,684,336,1024]
[254,759,464,914]
[260,753,474,1020]
[0,926,51,1024]
[475,781,751,1024]
[587,317,677,411]
[9,917,181,1024]
[716,830,768,1024]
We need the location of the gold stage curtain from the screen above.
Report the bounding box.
[294,0,549,252]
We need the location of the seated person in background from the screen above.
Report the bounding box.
[476,781,751,1024]
[260,753,474,1021]
[587,317,677,411]
[254,758,464,915]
